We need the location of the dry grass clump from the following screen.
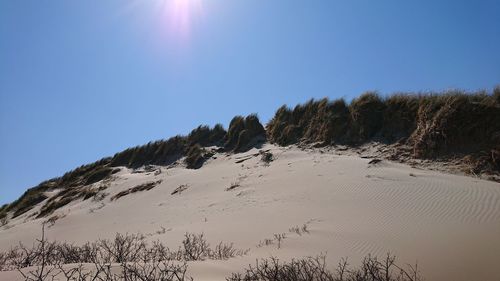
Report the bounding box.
[308,99,351,144]
[0,206,7,226]
[82,166,115,186]
[289,224,309,236]
[37,184,111,218]
[37,198,72,219]
[349,92,386,141]
[171,184,188,195]
[227,253,421,281]
[187,124,227,147]
[185,144,206,169]
[267,98,351,146]
[3,118,260,218]
[226,182,240,191]
[110,124,225,171]
[110,136,187,168]
[494,85,500,103]
[380,94,420,141]
[261,151,273,164]
[409,92,500,156]
[180,233,249,261]
[111,180,162,201]
[0,205,7,225]
[266,105,296,145]
[209,123,227,144]
[6,159,118,219]
[225,114,266,152]
[267,89,500,174]
[7,188,49,218]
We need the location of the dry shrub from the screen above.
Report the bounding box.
[54,260,190,281]
[11,227,191,281]
[181,233,210,261]
[0,227,248,273]
[227,253,421,281]
[5,228,422,281]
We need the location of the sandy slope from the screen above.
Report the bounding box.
[1,144,500,281]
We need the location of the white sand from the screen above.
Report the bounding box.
[1,144,500,280]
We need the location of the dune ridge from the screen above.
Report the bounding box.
[1,144,499,280]
[1,89,500,280]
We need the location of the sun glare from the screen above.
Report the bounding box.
[118,0,204,45]
[165,0,204,41]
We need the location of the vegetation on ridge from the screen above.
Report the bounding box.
[2,115,266,219]
[2,88,499,221]
[267,89,500,174]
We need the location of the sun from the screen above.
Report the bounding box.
[165,0,204,40]
[116,0,205,45]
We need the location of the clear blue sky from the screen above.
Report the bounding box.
[1,0,499,205]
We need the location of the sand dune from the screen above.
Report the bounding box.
[1,144,500,280]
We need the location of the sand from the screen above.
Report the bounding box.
[1,144,499,280]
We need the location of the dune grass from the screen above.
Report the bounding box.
[3,118,264,219]
[185,144,206,169]
[225,114,266,152]
[267,89,500,173]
